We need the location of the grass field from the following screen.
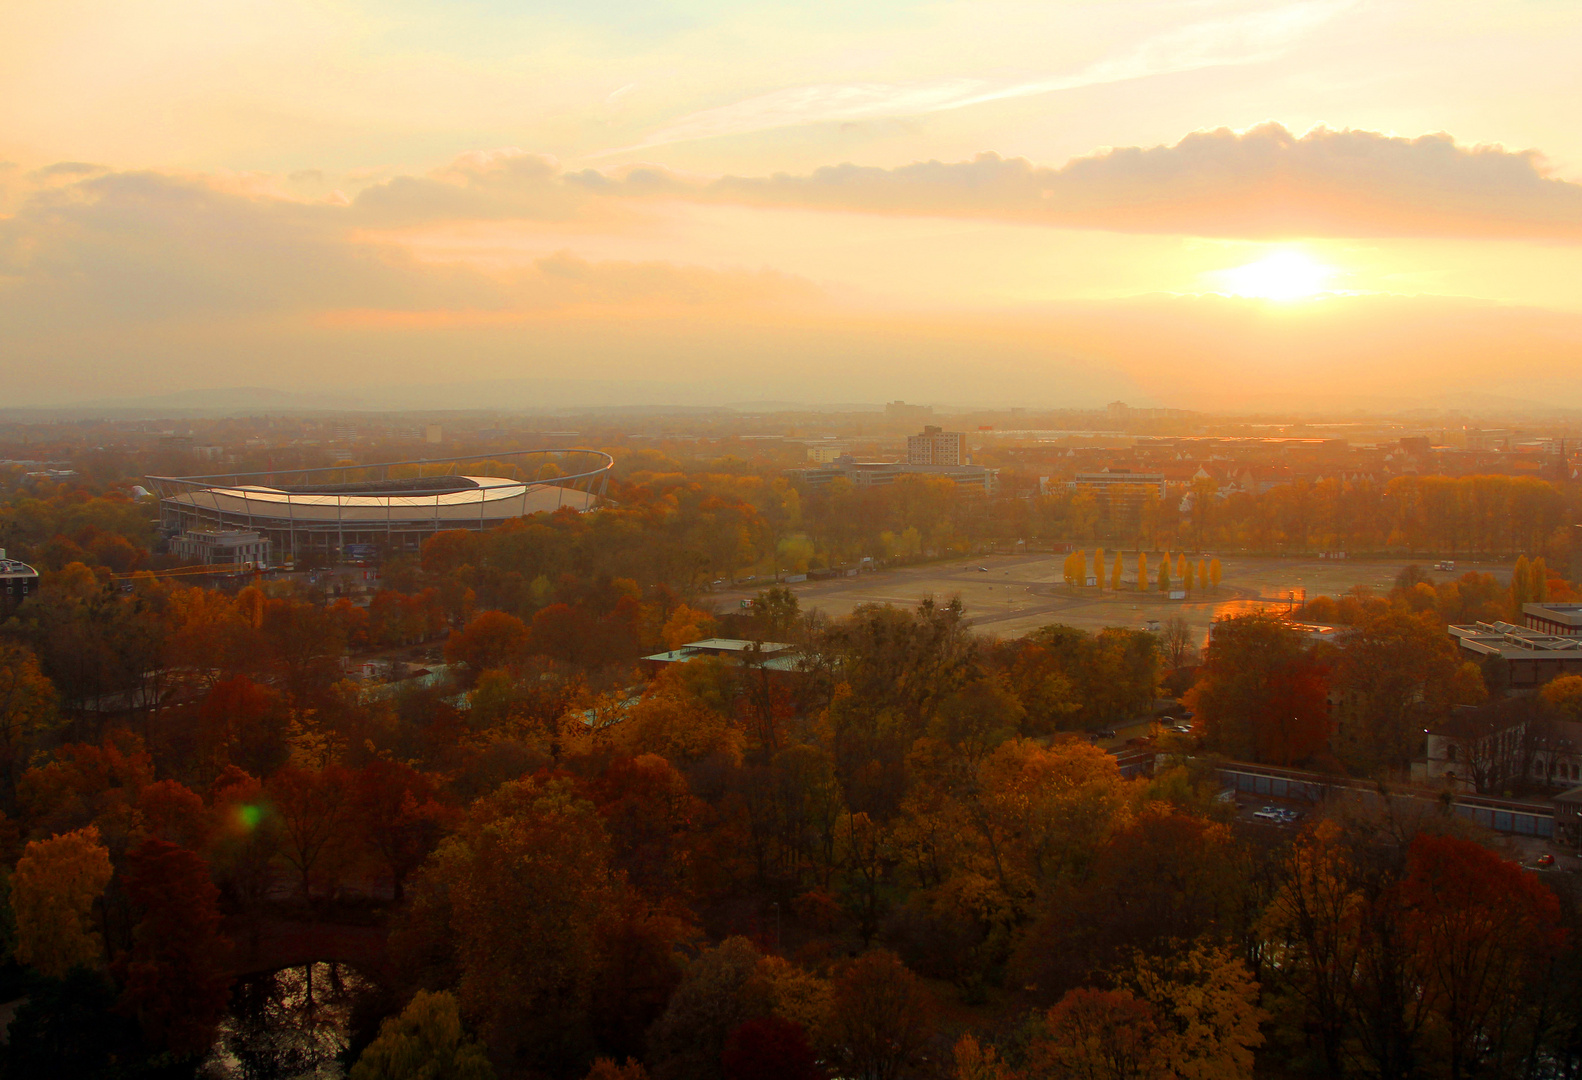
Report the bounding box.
[714,553,1511,644]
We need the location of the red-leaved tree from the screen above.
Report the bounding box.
[116,838,233,1057]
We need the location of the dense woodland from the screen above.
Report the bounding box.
[3,459,1582,1078]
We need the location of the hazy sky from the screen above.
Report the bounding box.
[4,0,1582,410]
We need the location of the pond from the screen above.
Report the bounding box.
[200,962,375,1080]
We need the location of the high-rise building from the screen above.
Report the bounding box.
[907,425,965,466]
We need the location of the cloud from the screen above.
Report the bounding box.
[0,168,815,335]
[26,161,110,183]
[341,123,1582,241]
[602,1,1355,153]
[704,123,1582,239]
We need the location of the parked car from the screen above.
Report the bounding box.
[1538,853,1556,868]
[1088,728,1117,741]
[1253,807,1284,822]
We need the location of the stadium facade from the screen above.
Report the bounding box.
[148,449,613,565]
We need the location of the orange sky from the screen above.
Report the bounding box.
[3,1,1581,410]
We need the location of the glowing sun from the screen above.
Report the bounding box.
[1218,249,1333,300]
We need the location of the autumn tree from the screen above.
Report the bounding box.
[825,950,936,1080]
[1258,820,1365,1078]
[350,990,495,1080]
[952,1033,1018,1080]
[1332,610,1485,771]
[1032,987,1168,1080]
[0,641,59,805]
[722,1015,823,1080]
[1540,674,1582,719]
[398,776,622,1071]
[1119,941,1265,1080]
[445,610,529,675]
[115,838,233,1057]
[208,767,283,914]
[1111,552,1123,591]
[647,936,769,1080]
[1187,614,1331,766]
[1160,618,1194,670]
[11,825,113,978]
[266,764,353,903]
[1399,834,1562,1080]
[351,760,454,901]
[661,604,717,650]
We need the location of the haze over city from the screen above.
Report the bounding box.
[5,0,1582,410]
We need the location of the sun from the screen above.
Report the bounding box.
[1217,249,1333,301]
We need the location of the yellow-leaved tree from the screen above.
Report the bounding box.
[660,604,716,651]
[1112,552,1124,591]
[1119,941,1265,1080]
[350,990,495,1080]
[11,825,114,977]
[1257,820,1364,1079]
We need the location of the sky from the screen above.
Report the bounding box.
[3,0,1582,412]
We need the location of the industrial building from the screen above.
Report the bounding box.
[149,449,613,564]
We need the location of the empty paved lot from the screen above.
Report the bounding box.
[716,553,1505,642]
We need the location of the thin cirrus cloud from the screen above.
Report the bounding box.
[350,124,1582,241]
[598,0,1357,154]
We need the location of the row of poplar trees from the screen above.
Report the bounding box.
[1062,549,1223,592]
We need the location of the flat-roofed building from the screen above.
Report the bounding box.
[907,426,965,466]
[169,529,272,569]
[643,638,801,672]
[1071,470,1166,498]
[1448,621,1582,690]
[784,455,996,493]
[1522,603,1582,637]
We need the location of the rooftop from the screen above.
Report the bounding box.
[643,638,802,670]
[1524,603,1582,630]
[1449,621,1582,658]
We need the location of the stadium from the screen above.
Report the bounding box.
[148,449,613,564]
